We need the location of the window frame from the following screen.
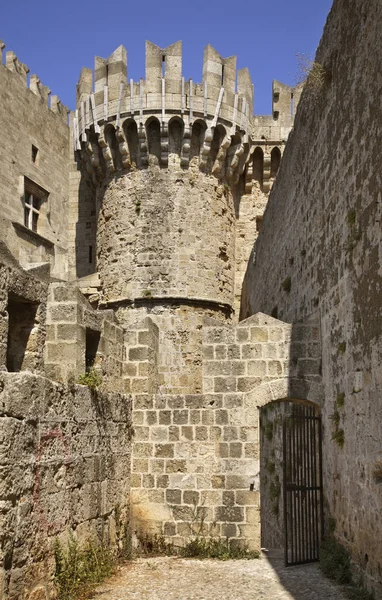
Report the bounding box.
[23,177,49,234]
[24,191,41,232]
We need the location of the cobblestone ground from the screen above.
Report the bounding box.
[92,550,348,600]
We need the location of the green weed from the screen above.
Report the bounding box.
[182,537,259,560]
[77,367,102,389]
[332,428,345,448]
[54,536,113,600]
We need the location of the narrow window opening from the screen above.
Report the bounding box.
[31,145,38,163]
[24,192,40,232]
[6,295,38,372]
[85,329,100,372]
[221,64,225,86]
[89,245,93,264]
[162,54,166,78]
[271,147,281,178]
[252,147,264,187]
[146,119,161,162]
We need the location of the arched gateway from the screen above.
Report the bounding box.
[260,399,323,566]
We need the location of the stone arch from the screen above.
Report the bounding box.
[89,128,105,172]
[168,117,184,158]
[209,124,227,168]
[145,117,161,163]
[248,379,324,554]
[245,377,324,412]
[104,124,122,171]
[123,118,140,167]
[271,146,281,178]
[252,146,264,187]
[190,119,206,161]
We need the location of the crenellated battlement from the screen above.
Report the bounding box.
[74,41,253,164]
[73,41,302,187]
[0,39,70,123]
[75,41,254,133]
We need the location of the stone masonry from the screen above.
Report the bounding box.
[128,314,321,551]
[1,5,381,598]
[242,0,382,596]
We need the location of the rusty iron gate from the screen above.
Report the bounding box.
[283,404,324,566]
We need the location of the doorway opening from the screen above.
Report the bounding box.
[260,400,323,566]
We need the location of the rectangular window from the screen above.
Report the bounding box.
[24,192,40,232]
[23,178,48,233]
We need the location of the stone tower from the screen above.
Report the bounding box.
[72,41,298,396]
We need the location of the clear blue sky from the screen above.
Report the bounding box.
[1,0,333,115]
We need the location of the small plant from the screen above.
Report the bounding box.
[336,392,345,408]
[295,53,328,102]
[332,428,345,448]
[182,537,259,560]
[347,587,375,600]
[54,536,113,600]
[330,410,341,428]
[77,367,102,389]
[142,289,152,298]
[338,342,347,354]
[372,461,382,483]
[281,276,291,293]
[135,532,176,557]
[320,536,375,600]
[347,210,356,226]
[266,460,276,474]
[320,537,352,584]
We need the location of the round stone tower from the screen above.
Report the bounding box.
[73,41,287,394]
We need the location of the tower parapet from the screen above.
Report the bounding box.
[75,41,254,183]
[0,41,70,122]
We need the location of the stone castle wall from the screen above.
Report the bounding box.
[242,0,382,594]
[0,372,132,600]
[127,313,321,551]
[0,44,70,280]
[97,168,235,307]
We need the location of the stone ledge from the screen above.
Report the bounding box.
[12,221,55,249]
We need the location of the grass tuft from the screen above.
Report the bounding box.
[54,536,113,600]
[77,368,102,389]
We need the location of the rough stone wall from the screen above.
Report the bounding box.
[97,166,235,307]
[242,0,382,594]
[259,402,285,550]
[45,282,125,391]
[0,52,70,280]
[0,246,48,374]
[129,313,321,552]
[234,181,268,316]
[119,305,228,396]
[0,372,132,600]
